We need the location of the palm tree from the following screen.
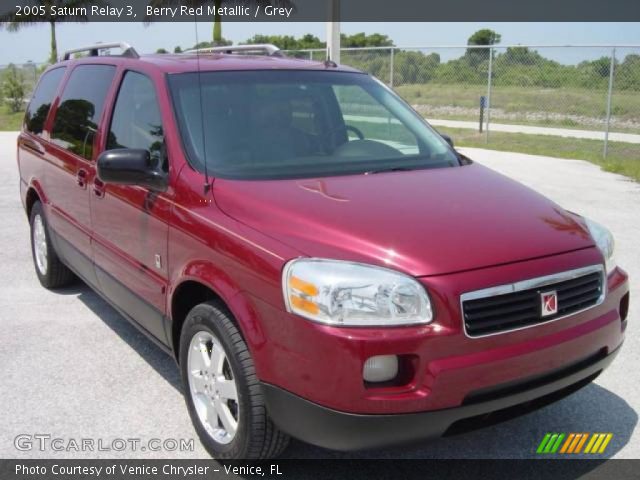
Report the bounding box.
[0,0,101,64]
[147,0,295,45]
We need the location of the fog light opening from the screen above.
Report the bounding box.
[363,355,399,383]
[620,292,629,323]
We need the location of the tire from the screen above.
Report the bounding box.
[29,201,75,289]
[179,301,290,459]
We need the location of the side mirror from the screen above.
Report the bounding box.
[97,149,167,192]
[440,133,454,148]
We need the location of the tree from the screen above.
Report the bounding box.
[297,33,324,49]
[156,48,169,54]
[582,56,616,78]
[243,32,396,52]
[394,51,440,85]
[0,0,100,64]
[174,46,183,53]
[2,64,26,113]
[467,28,501,47]
[499,47,546,66]
[465,28,501,68]
[617,54,640,90]
[341,32,394,48]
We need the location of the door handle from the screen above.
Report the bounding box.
[76,169,88,189]
[22,138,45,155]
[93,178,105,198]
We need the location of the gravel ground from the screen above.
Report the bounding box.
[0,132,637,459]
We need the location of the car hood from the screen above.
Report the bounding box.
[213,163,594,276]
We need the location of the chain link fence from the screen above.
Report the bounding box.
[3,47,639,164]
[286,45,640,162]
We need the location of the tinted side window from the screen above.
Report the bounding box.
[25,67,66,135]
[107,71,164,170]
[333,84,418,153]
[51,65,116,160]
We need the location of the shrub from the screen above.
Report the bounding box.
[2,64,26,113]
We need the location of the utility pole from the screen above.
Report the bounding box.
[326,0,340,63]
[603,48,616,159]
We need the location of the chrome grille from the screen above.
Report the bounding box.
[461,265,605,338]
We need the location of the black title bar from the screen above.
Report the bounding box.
[2,459,640,480]
[1,0,639,22]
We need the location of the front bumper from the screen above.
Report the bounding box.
[252,249,627,415]
[263,345,620,451]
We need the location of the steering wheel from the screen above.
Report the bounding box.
[324,124,365,142]
[345,125,365,140]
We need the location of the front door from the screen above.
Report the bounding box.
[46,64,116,284]
[91,70,170,344]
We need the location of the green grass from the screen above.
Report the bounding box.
[0,105,24,131]
[396,83,640,128]
[397,83,640,119]
[438,126,640,182]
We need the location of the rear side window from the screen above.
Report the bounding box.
[51,65,116,160]
[106,71,165,171]
[24,67,66,135]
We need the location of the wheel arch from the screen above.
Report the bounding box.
[169,268,267,365]
[25,181,47,219]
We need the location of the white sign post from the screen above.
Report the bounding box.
[326,0,340,63]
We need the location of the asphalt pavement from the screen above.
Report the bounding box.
[0,132,637,459]
[430,119,640,144]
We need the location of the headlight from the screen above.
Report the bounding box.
[282,258,433,326]
[585,218,616,275]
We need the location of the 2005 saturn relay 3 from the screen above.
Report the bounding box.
[17,42,629,459]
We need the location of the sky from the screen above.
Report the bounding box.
[1,22,639,66]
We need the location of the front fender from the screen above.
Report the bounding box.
[167,262,270,374]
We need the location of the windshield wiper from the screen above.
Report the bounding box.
[364,166,417,175]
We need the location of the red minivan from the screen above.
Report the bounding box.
[18,43,629,459]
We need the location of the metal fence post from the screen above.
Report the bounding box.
[485,47,493,143]
[309,50,313,60]
[389,48,395,87]
[603,47,616,159]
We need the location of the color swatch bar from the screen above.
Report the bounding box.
[537,433,613,454]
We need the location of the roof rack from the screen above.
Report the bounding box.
[62,42,139,61]
[184,44,284,57]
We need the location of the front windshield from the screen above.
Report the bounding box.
[168,70,459,180]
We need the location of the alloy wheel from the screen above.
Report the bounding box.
[187,330,240,445]
[33,214,48,276]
